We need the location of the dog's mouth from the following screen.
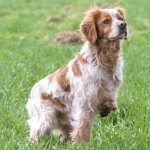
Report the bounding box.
[119,29,127,39]
[109,24,128,41]
[109,31,127,41]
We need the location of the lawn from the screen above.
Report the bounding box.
[0,0,150,149]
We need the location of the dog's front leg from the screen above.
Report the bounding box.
[100,99,119,117]
[70,109,94,145]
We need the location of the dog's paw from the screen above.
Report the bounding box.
[99,100,119,117]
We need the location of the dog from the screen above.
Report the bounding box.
[26,7,128,144]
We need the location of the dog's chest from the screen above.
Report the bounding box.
[97,57,123,101]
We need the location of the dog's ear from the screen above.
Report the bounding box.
[116,7,126,19]
[80,8,100,44]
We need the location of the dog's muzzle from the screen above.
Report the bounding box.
[119,22,127,37]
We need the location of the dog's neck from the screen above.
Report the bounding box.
[81,39,122,71]
[96,39,121,52]
[92,39,121,70]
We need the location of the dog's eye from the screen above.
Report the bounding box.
[118,18,124,21]
[103,19,110,24]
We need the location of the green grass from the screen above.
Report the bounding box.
[0,0,150,149]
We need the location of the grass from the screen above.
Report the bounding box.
[0,0,150,149]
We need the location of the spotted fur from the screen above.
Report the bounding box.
[26,7,128,144]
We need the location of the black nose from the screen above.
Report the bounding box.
[120,23,126,29]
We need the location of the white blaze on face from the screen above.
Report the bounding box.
[101,9,125,40]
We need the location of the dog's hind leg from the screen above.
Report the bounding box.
[54,111,71,142]
[26,98,56,143]
[27,117,53,144]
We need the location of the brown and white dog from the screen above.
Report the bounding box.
[26,7,128,144]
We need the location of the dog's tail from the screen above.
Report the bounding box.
[41,92,67,111]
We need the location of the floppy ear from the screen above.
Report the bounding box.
[80,17,97,44]
[80,9,100,44]
[116,7,126,19]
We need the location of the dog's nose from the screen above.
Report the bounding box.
[120,22,126,29]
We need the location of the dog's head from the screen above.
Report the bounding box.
[80,7,128,44]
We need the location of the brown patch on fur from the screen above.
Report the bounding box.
[80,8,100,44]
[72,60,82,77]
[96,12,112,39]
[98,40,121,71]
[41,93,51,99]
[116,12,124,21]
[97,40,122,86]
[41,92,67,110]
[116,8,126,24]
[116,7,126,19]
[56,65,71,93]
[77,54,88,64]
[48,72,55,82]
